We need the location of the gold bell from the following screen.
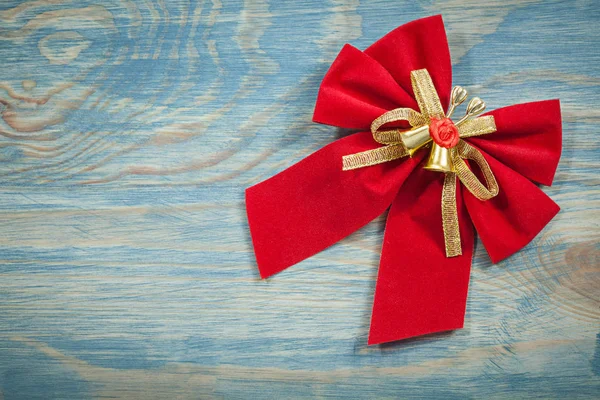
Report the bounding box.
[400,125,431,156]
[424,142,455,173]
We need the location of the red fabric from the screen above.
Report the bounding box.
[363,16,452,111]
[473,100,562,186]
[246,132,425,279]
[245,15,562,345]
[369,167,473,344]
[463,149,560,263]
[312,44,416,129]
[313,15,451,129]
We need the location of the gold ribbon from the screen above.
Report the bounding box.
[342,69,499,257]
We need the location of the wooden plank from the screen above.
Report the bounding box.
[0,0,598,398]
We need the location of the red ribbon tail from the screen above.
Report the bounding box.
[246,131,425,279]
[368,167,474,345]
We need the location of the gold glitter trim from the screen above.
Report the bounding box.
[442,172,462,257]
[411,69,445,119]
[371,107,427,144]
[458,116,497,138]
[440,141,499,256]
[342,144,408,171]
[454,141,499,201]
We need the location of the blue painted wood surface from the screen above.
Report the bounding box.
[0,1,599,398]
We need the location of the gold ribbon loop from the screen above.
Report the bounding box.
[341,68,500,258]
[453,141,499,201]
[371,108,426,144]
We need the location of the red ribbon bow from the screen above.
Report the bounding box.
[246,15,562,345]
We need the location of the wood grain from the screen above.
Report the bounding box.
[0,0,599,398]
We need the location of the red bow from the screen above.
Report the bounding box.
[245,15,562,345]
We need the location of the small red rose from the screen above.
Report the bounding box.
[429,117,459,148]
